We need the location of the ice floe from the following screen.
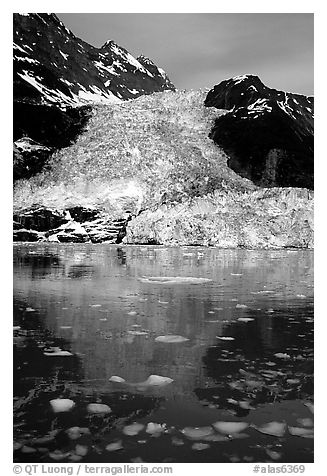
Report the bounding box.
[212,421,249,434]
[50,398,75,413]
[139,276,212,284]
[122,423,144,436]
[106,440,123,451]
[155,335,189,343]
[253,421,286,437]
[181,426,214,440]
[87,403,112,414]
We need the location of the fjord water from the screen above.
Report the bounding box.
[13,244,313,463]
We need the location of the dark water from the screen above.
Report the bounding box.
[13,244,314,463]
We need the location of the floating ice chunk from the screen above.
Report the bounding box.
[26,307,35,312]
[146,422,165,436]
[50,398,75,413]
[143,375,173,386]
[109,376,126,383]
[288,426,313,438]
[44,347,73,357]
[155,335,189,343]
[236,304,248,309]
[69,455,83,462]
[21,446,37,454]
[192,442,210,450]
[253,421,286,437]
[75,444,88,456]
[274,352,291,359]
[212,421,249,434]
[139,276,212,284]
[181,426,213,440]
[286,378,300,385]
[109,374,173,388]
[106,440,123,451]
[216,336,235,341]
[237,318,254,322]
[123,423,145,436]
[127,330,149,336]
[296,418,313,428]
[49,450,70,461]
[87,403,111,414]
[66,427,90,440]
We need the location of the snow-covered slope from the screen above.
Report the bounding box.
[14,13,175,106]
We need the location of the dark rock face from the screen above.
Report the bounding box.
[13,13,175,181]
[205,75,313,189]
[13,207,131,244]
[13,207,66,232]
[13,229,41,242]
[67,207,99,223]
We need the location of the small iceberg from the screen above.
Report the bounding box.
[146,422,165,436]
[49,450,71,461]
[181,426,214,440]
[109,375,126,383]
[253,421,286,437]
[288,426,314,438]
[122,423,145,436]
[274,352,291,359]
[106,440,123,452]
[43,347,73,357]
[109,374,173,388]
[127,330,149,336]
[75,444,88,456]
[50,398,75,413]
[87,403,111,414]
[192,442,210,451]
[216,336,235,341]
[155,335,189,343]
[139,276,212,285]
[143,375,173,386]
[212,421,249,434]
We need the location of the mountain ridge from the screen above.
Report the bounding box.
[13,15,313,248]
[14,13,175,106]
[13,12,175,180]
[204,74,313,189]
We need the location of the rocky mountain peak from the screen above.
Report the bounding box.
[13,12,176,179]
[205,75,313,189]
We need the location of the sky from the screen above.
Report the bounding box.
[57,13,314,95]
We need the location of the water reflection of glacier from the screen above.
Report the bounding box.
[13,244,313,462]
